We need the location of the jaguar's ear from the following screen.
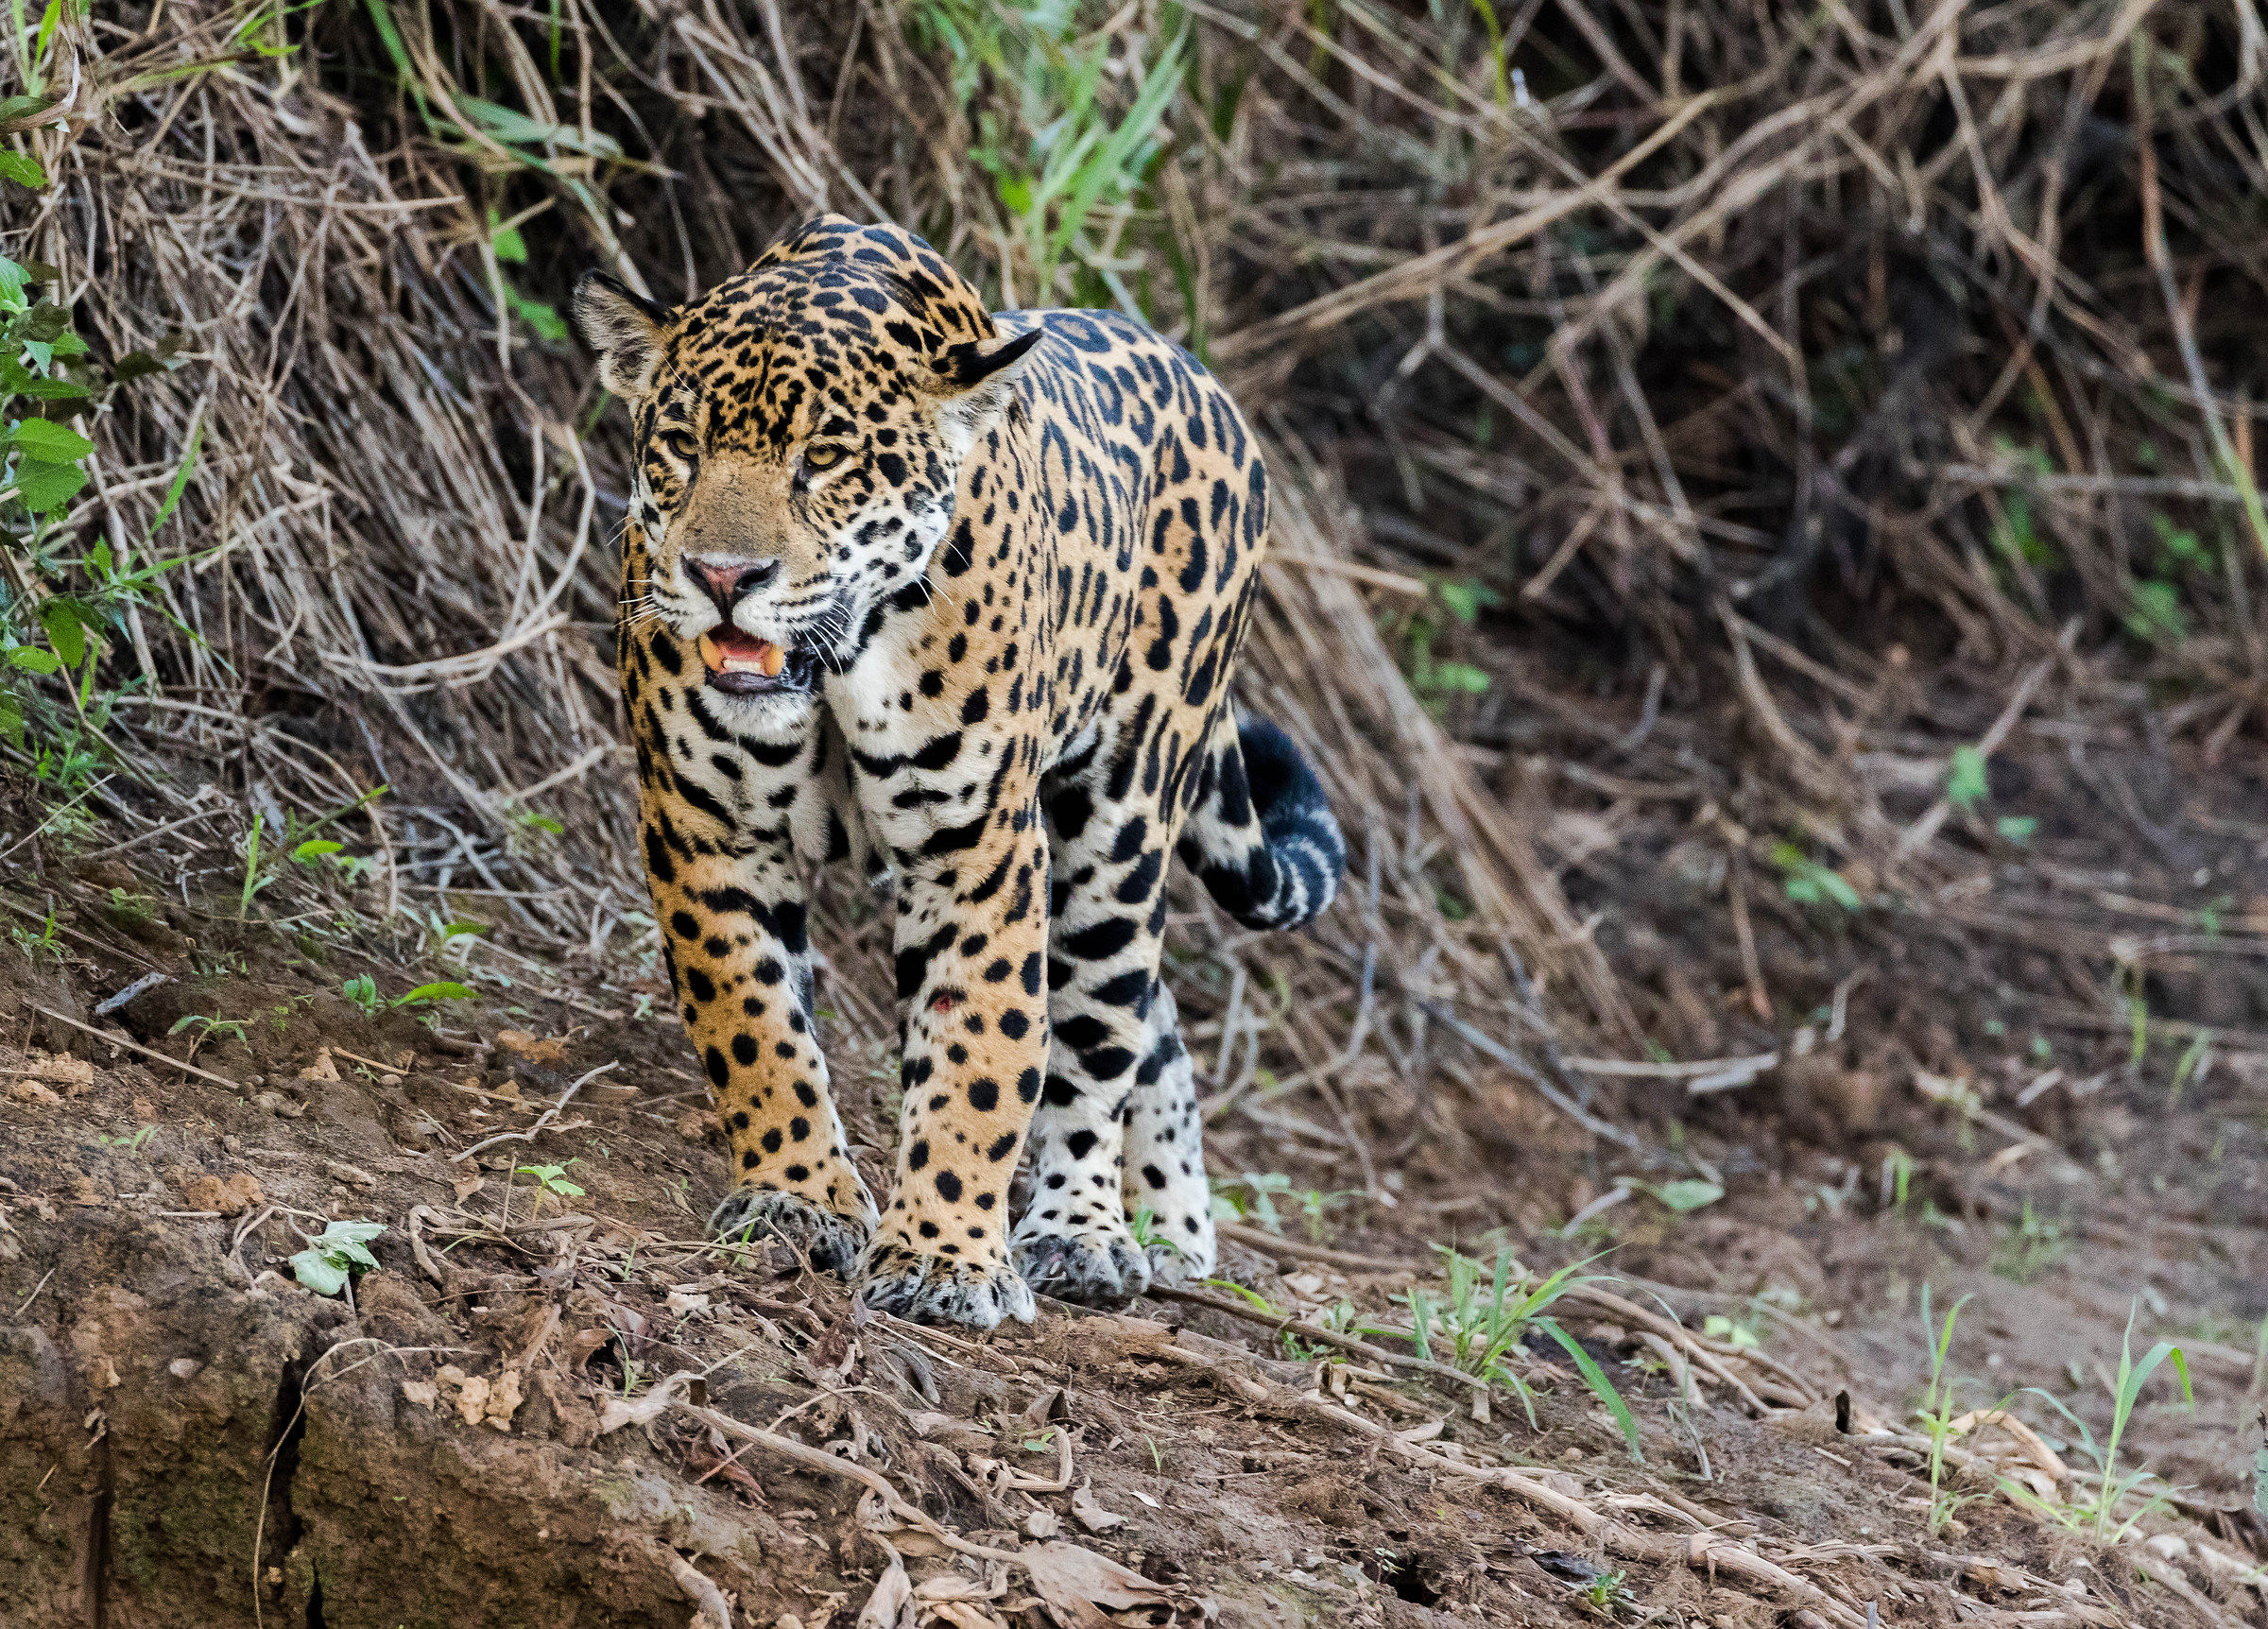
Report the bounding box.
[931,327,1043,395]
[573,272,671,399]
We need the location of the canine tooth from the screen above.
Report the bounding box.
[696,632,723,673]
[757,643,785,677]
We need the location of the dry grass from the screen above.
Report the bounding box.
[5,0,2266,1166]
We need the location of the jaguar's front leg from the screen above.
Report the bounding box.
[646,797,878,1273]
[857,802,1051,1329]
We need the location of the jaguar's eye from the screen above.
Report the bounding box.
[802,442,850,472]
[656,428,700,463]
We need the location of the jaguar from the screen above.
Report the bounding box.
[575,214,1344,1327]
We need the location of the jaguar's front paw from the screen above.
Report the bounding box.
[1012,1218,1153,1305]
[710,1187,869,1277]
[856,1242,1036,1329]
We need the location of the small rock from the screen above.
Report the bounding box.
[674,1109,715,1143]
[251,1091,304,1119]
[9,1078,62,1107]
[167,1358,204,1380]
[2145,1535,2191,1562]
[399,1379,438,1410]
[298,1049,341,1083]
[1022,1507,1060,1538]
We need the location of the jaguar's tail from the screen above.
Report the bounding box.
[1177,711,1344,932]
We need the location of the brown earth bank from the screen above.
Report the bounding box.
[2,706,2266,1629]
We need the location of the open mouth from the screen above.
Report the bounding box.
[696,627,817,696]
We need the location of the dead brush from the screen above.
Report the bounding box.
[9,0,2261,1175]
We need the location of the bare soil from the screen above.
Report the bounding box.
[1,701,2264,1629]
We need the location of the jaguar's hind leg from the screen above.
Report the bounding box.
[1119,982,1215,1283]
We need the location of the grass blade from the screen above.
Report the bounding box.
[1538,1318,1642,1463]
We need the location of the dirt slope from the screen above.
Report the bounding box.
[0,758,2261,1628]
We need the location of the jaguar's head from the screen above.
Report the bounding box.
[576,215,1039,718]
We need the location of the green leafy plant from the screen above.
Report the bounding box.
[2000,1302,2191,1544]
[233,786,388,916]
[1579,1568,1630,1615]
[91,1123,157,1153]
[1989,1201,2068,1283]
[1398,1248,1642,1460]
[1631,1177,1723,1213]
[911,0,1188,306]
[340,973,384,1016]
[0,251,204,775]
[1911,1285,1978,1535]
[1770,842,1864,911]
[340,973,474,1016]
[167,1013,249,1060]
[1701,1312,1761,1349]
[517,1162,585,1199]
[1945,745,1990,812]
[289,1219,386,1297]
[8,906,60,962]
[1210,1172,1358,1240]
[1127,1204,1184,1262]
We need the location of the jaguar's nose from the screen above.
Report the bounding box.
[690,554,782,614]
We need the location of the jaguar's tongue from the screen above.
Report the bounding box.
[697,628,786,678]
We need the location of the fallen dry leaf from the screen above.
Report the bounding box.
[1069,1479,1125,1534]
[1022,1542,1194,1629]
[495,1029,570,1067]
[853,1554,914,1629]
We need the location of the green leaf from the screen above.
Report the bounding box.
[504,286,568,344]
[488,210,527,264]
[5,643,60,673]
[15,375,90,400]
[1995,815,2037,845]
[1703,1312,1761,1348]
[147,414,203,536]
[10,459,83,512]
[396,981,476,1006]
[318,1219,387,1247]
[289,1248,350,1295]
[0,94,59,129]
[37,597,87,666]
[1435,578,1502,625]
[448,94,623,160]
[1647,1179,1725,1213]
[1429,661,1491,694]
[1538,1318,1643,1462]
[21,301,68,342]
[110,352,171,385]
[2121,1341,2191,1415]
[10,416,93,460]
[291,838,344,862]
[0,150,44,189]
[1945,745,1989,811]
